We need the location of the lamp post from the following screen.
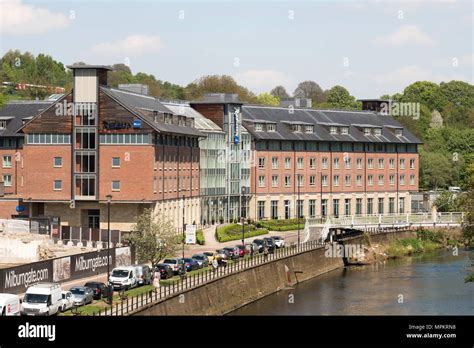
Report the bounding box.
[181,194,186,279]
[297,174,301,245]
[106,194,112,305]
[241,186,245,248]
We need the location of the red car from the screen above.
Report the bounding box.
[235,244,247,257]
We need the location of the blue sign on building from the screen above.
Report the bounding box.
[16,205,25,213]
[133,119,142,128]
[234,135,239,144]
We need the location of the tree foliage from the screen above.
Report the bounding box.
[256,92,280,106]
[270,85,289,99]
[325,85,360,109]
[184,75,256,102]
[293,80,327,103]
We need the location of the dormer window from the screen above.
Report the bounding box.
[374,128,382,136]
[330,126,337,135]
[364,128,371,135]
[164,114,173,125]
[267,123,276,132]
[341,127,349,135]
[153,111,159,122]
[0,121,7,129]
[178,116,186,126]
[292,124,301,133]
[305,125,314,133]
[395,129,403,137]
[255,123,263,132]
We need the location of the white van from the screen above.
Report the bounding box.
[21,283,62,316]
[0,294,20,316]
[109,266,138,291]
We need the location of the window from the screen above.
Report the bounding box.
[364,128,371,135]
[258,157,265,169]
[309,158,316,169]
[309,200,316,218]
[333,175,339,186]
[367,198,373,215]
[344,157,351,169]
[28,133,71,144]
[0,121,7,129]
[356,175,362,186]
[271,157,278,169]
[258,175,265,188]
[271,201,278,219]
[330,126,337,134]
[3,155,12,168]
[356,198,362,215]
[284,200,291,219]
[368,158,373,169]
[297,174,304,187]
[305,125,314,133]
[395,129,403,137]
[378,175,384,186]
[333,158,339,169]
[310,175,316,186]
[285,175,291,187]
[321,199,328,217]
[297,157,303,169]
[53,157,62,168]
[399,197,405,214]
[378,198,384,214]
[332,199,339,217]
[322,175,328,186]
[410,175,415,185]
[285,157,291,169]
[341,127,349,135]
[378,158,384,169]
[389,158,395,169]
[292,124,301,133]
[272,175,278,188]
[389,175,395,186]
[368,175,373,186]
[54,180,62,191]
[400,174,406,185]
[322,157,328,169]
[345,175,351,186]
[410,158,415,169]
[112,157,120,168]
[112,180,121,191]
[389,198,395,214]
[267,123,276,132]
[100,133,150,145]
[258,201,265,219]
[297,200,304,218]
[2,174,12,187]
[344,199,351,216]
[400,158,405,169]
[356,158,363,169]
[374,128,382,136]
[164,114,173,124]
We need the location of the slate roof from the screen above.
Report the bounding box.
[241,105,421,144]
[160,101,222,132]
[101,87,204,137]
[0,101,53,137]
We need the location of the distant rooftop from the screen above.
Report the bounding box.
[67,64,112,70]
[191,93,242,104]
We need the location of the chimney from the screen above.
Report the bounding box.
[358,99,390,113]
[118,84,149,95]
[67,65,111,103]
[280,98,312,108]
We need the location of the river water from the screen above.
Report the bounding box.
[231,249,474,315]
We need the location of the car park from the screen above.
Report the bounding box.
[223,246,240,260]
[69,286,94,306]
[109,266,138,290]
[253,239,265,253]
[273,236,285,248]
[180,258,199,272]
[21,283,62,316]
[84,282,108,300]
[60,291,74,312]
[0,294,20,316]
[134,264,152,286]
[235,244,247,257]
[155,263,174,279]
[162,258,182,275]
[191,254,209,268]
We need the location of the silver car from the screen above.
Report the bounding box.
[69,286,94,306]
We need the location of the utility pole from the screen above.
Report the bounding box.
[181,194,186,279]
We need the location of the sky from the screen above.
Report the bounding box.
[0,0,473,98]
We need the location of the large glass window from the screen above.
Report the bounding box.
[258,201,265,219]
[100,133,150,145]
[27,133,71,144]
[75,175,96,197]
[271,200,278,219]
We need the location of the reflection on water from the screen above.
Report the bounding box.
[231,249,474,315]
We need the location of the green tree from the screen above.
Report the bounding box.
[326,85,360,109]
[129,209,179,267]
[401,81,446,111]
[419,149,458,190]
[293,80,326,103]
[184,75,256,102]
[256,93,280,106]
[270,85,289,99]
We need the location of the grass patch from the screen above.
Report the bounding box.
[216,224,267,242]
[386,237,441,258]
[254,219,304,231]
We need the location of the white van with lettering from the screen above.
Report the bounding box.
[109,266,138,291]
[0,294,20,316]
[21,283,62,316]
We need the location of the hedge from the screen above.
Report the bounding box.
[254,219,305,231]
[216,224,268,242]
[196,229,205,245]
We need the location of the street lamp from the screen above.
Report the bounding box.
[106,194,112,305]
[241,186,245,248]
[297,175,301,245]
[181,194,186,279]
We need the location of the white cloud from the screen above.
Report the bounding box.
[373,25,436,46]
[91,35,162,57]
[233,69,292,94]
[0,0,70,34]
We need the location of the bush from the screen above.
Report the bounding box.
[216,223,268,242]
[256,219,305,231]
[416,229,444,243]
[196,229,205,245]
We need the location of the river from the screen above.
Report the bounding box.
[231,249,474,315]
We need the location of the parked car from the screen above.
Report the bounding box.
[272,236,285,248]
[215,249,230,262]
[235,244,247,257]
[21,283,62,316]
[84,282,108,300]
[179,258,199,272]
[223,246,240,260]
[60,291,74,312]
[134,264,152,286]
[253,239,265,253]
[162,258,183,275]
[69,286,94,307]
[191,254,209,268]
[263,237,276,253]
[0,294,20,316]
[203,251,216,265]
[155,263,174,279]
[109,266,138,290]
